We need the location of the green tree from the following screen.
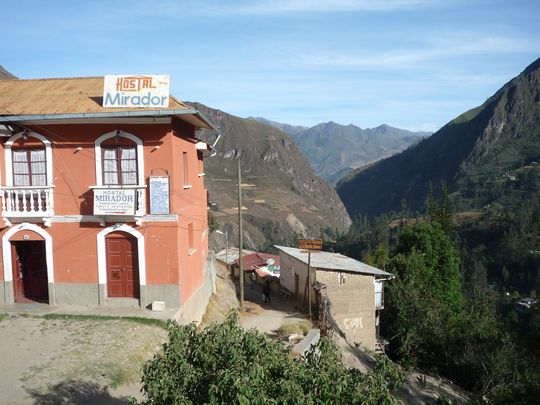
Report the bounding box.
[139,312,403,404]
[383,223,464,369]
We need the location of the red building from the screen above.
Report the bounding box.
[0,76,215,321]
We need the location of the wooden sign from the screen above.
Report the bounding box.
[298,239,323,250]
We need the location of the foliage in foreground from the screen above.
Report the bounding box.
[139,312,403,404]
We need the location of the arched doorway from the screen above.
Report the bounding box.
[11,240,48,303]
[105,231,140,298]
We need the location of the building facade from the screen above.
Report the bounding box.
[0,77,215,320]
[276,245,392,351]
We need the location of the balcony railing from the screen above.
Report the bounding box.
[91,185,146,217]
[1,186,54,218]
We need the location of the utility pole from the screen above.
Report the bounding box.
[307,251,312,319]
[237,158,244,312]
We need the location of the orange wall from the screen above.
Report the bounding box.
[0,120,208,303]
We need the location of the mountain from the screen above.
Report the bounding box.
[249,117,428,185]
[247,117,308,136]
[0,66,16,80]
[337,58,540,218]
[291,122,427,184]
[192,103,352,250]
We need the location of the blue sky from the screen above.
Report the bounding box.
[1,0,539,131]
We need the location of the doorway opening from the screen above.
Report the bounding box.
[11,241,49,303]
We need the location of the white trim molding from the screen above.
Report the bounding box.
[2,223,54,283]
[96,224,147,294]
[4,131,53,187]
[94,130,145,187]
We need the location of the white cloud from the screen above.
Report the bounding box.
[298,35,538,69]
[222,0,443,15]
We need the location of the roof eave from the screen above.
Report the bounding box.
[0,108,216,130]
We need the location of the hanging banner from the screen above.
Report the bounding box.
[103,75,170,108]
[149,176,170,214]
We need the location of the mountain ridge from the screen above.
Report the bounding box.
[336,57,540,218]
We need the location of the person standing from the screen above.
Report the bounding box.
[263,279,271,303]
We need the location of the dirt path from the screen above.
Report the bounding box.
[0,315,166,404]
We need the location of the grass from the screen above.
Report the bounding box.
[41,313,167,329]
[276,320,313,339]
[0,313,8,322]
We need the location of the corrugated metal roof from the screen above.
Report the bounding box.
[234,252,280,271]
[215,247,255,265]
[0,77,190,115]
[274,245,393,278]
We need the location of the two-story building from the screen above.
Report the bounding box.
[0,76,215,322]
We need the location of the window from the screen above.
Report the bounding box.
[183,152,189,185]
[12,149,47,186]
[102,146,138,185]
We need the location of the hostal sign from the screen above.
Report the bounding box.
[103,75,169,108]
[94,189,136,215]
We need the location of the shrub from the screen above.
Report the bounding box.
[139,312,403,404]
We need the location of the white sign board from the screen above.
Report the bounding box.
[149,176,170,215]
[103,75,170,108]
[94,189,136,215]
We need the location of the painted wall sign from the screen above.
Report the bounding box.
[103,75,170,108]
[94,189,136,215]
[149,176,170,214]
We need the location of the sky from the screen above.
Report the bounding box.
[1,0,539,132]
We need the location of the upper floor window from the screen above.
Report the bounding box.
[4,131,53,188]
[12,148,47,186]
[183,152,189,185]
[95,130,144,187]
[102,146,138,185]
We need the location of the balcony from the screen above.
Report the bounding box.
[1,186,54,226]
[91,185,146,221]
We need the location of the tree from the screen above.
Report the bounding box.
[383,223,464,369]
[139,312,403,404]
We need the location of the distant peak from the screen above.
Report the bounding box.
[523,57,540,75]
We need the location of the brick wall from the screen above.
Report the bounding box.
[317,270,376,350]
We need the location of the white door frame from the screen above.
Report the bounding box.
[96,224,146,300]
[2,223,54,304]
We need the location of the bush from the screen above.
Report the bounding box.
[139,312,403,404]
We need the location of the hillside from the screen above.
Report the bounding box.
[337,57,540,218]
[251,117,427,185]
[191,103,352,250]
[0,65,16,80]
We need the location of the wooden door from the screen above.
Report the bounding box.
[106,232,139,298]
[11,243,25,302]
[11,241,48,303]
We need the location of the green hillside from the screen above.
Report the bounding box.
[337,57,540,218]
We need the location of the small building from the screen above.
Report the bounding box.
[275,245,393,351]
[0,76,216,322]
[234,252,280,279]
